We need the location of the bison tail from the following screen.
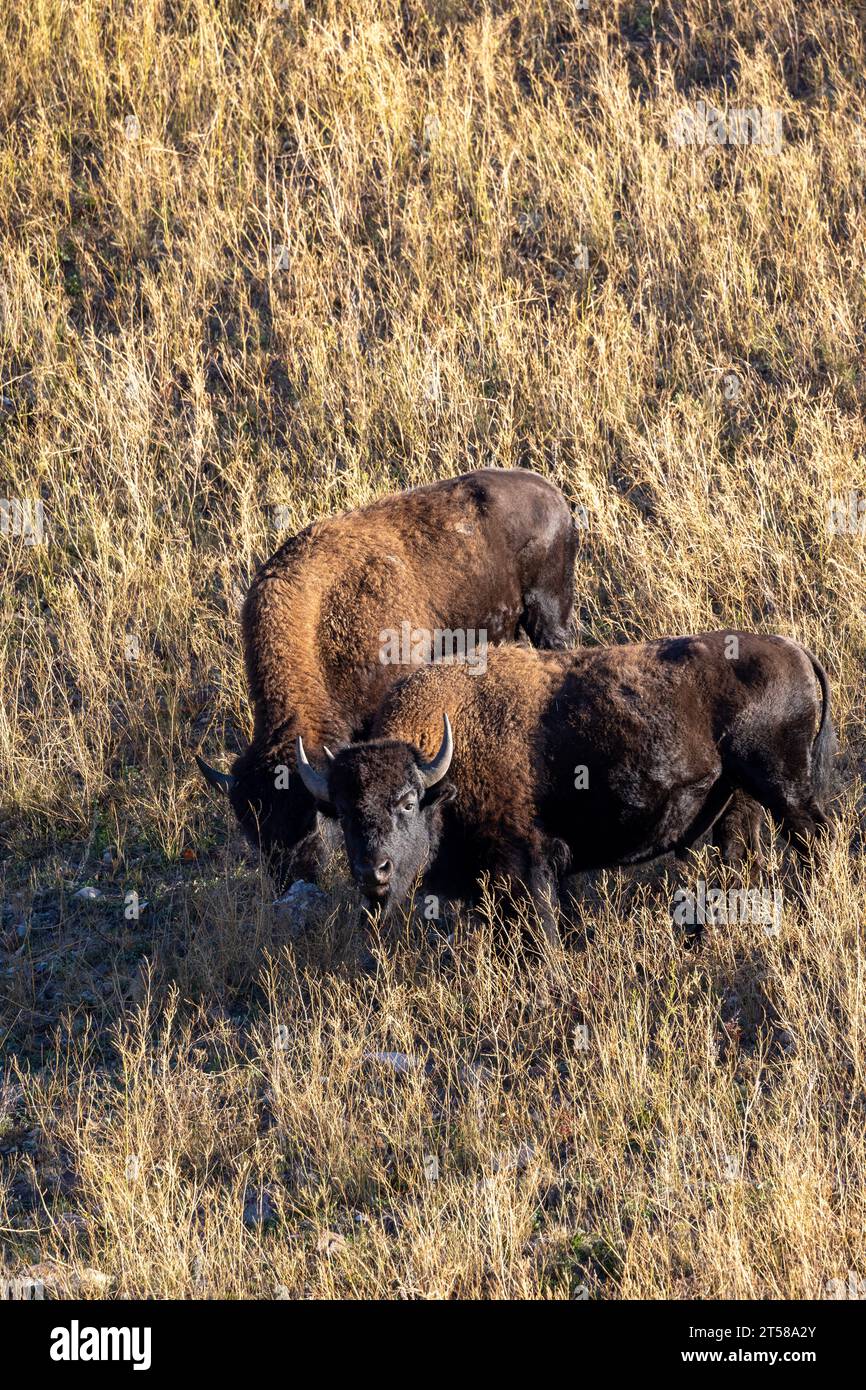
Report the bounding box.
[803,647,837,810]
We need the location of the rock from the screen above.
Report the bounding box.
[491,1141,537,1174]
[73,887,102,901]
[0,1081,23,1123]
[272,881,328,935]
[458,1061,492,1090]
[381,1211,400,1237]
[21,1262,110,1298]
[316,1230,347,1256]
[243,1187,278,1229]
[363,1051,421,1074]
[77,1267,110,1294]
[58,1212,91,1236]
[456,1062,493,1119]
[9,1175,39,1211]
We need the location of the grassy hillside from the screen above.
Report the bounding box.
[1,0,864,1298]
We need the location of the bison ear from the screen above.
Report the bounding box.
[422,779,456,809]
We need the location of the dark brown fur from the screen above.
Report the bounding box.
[311,633,835,926]
[199,469,578,887]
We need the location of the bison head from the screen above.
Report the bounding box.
[296,716,455,910]
[194,749,320,893]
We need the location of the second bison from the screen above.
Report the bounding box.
[296,633,834,924]
[196,468,577,889]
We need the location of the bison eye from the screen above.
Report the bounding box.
[396,793,417,813]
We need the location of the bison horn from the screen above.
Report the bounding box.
[195,754,237,795]
[417,714,453,788]
[296,735,331,803]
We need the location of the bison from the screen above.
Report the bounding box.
[195,468,578,889]
[296,633,835,928]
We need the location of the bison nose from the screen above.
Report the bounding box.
[360,859,392,890]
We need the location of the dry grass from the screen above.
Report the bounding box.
[1,0,865,1299]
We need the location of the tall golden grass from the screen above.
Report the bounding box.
[1,0,864,1298]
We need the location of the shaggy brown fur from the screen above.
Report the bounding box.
[197,468,578,887]
[304,633,835,928]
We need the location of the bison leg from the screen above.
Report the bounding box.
[670,775,732,861]
[712,791,765,868]
[258,828,324,896]
[525,861,560,945]
[776,802,830,862]
[285,824,327,885]
[493,836,561,945]
[727,757,828,866]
